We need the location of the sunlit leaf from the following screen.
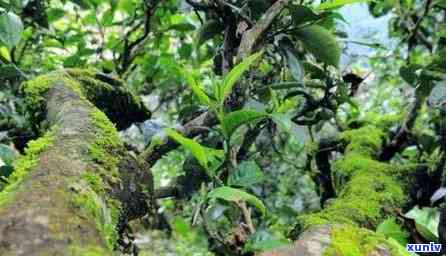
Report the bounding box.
[0,46,10,62]
[316,0,370,10]
[208,186,266,216]
[165,128,223,174]
[183,71,212,106]
[404,206,439,241]
[47,8,65,22]
[221,52,262,104]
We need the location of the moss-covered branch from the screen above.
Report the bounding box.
[262,126,415,256]
[0,70,151,255]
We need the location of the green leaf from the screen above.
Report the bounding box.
[0,45,10,62]
[295,25,341,67]
[289,5,319,26]
[165,128,223,174]
[0,11,23,48]
[437,0,446,8]
[208,186,266,216]
[63,54,83,68]
[316,0,370,10]
[101,8,114,26]
[376,217,409,246]
[0,165,13,179]
[399,64,422,86]
[47,8,65,22]
[280,40,304,81]
[0,144,16,166]
[117,0,135,14]
[221,52,262,104]
[228,161,264,188]
[303,61,327,79]
[221,109,268,138]
[0,65,21,79]
[404,206,439,241]
[183,71,212,106]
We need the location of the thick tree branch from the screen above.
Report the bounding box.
[314,138,343,204]
[0,70,152,254]
[236,0,288,59]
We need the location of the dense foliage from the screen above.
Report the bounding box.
[0,0,446,255]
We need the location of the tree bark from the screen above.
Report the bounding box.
[0,70,151,255]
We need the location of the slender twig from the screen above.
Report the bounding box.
[236,201,255,234]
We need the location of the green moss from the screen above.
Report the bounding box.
[68,108,125,251]
[82,172,106,194]
[323,226,410,256]
[16,70,127,251]
[297,126,407,231]
[338,126,384,157]
[65,68,115,96]
[0,128,56,206]
[75,108,125,250]
[64,68,144,111]
[362,112,405,130]
[69,245,108,256]
[71,181,119,251]
[22,72,83,113]
[88,108,122,179]
[298,171,404,229]
[332,153,392,182]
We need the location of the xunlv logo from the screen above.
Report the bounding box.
[406,242,442,252]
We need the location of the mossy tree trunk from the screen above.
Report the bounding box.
[260,127,414,256]
[0,70,151,255]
